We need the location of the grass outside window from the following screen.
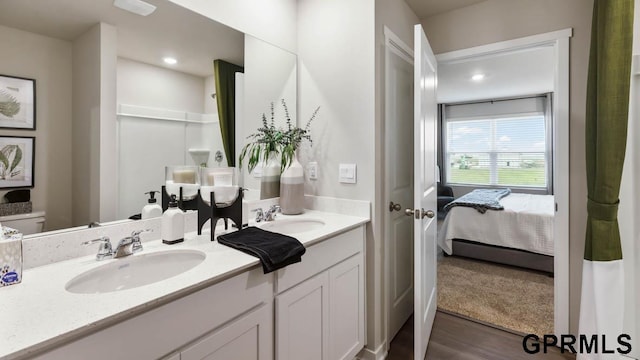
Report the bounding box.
[448,167,546,187]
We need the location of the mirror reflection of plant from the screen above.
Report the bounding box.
[239,102,284,174]
[240,100,320,173]
[0,145,22,180]
[281,99,319,171]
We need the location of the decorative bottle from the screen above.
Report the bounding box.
[260,152,281,199]
[280,154,304,214]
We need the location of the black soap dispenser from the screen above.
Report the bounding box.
[141,191,162,219]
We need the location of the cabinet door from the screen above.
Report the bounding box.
[181,304,273,360]
[276,272,329,360]
[329,255,364,360]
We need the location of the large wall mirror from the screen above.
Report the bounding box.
[0,0,296,235]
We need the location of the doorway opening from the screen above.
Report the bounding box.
[383,28,571,356]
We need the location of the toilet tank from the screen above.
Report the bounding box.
[0,211,46,235]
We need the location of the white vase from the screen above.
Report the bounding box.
[260,152,281,199]
[280,153,304,214]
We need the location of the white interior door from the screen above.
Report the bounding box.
[411,24,438,360]
[384,29,415,341]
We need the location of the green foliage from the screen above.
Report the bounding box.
[239,102,284,173]
[0,145,23,179]
[240,100,319,173]
[0,90,21,118]
[280,99,319,170]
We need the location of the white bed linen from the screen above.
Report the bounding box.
[438,193,555,256]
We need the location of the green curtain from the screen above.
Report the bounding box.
[584,0,634,262]
[214,60,244,167]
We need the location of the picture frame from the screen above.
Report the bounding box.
[0,136,35,189]
[0,75,36,130]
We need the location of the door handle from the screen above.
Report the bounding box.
[405,208,435,219]
[389,201,402,212]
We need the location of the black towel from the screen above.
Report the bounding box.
[217,227,306,274]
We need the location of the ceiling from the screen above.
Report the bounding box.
[405,0,487,19]
[437,46,555,103]
[0,0,244,77]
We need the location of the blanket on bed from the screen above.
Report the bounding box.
[443,188,511,214]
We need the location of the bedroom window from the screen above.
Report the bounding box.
[442,95,552,192]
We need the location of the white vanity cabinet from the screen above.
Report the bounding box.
[178,303,273,360]
[25,224,366,360]
[275,227,365,360]
[34,268,274,360]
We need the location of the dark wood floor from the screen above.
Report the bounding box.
[387,312,576,360]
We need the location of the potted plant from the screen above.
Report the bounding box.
[239,103,284,199]
[279,99,319,214]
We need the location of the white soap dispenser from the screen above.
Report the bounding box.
[162,194,184,244]
[141,191,163,219]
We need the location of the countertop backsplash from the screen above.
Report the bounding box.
[21,195,369,270]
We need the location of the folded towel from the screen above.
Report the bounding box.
[217,227,306,274]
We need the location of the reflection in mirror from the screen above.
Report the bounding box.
[0,0,296,235]
[240,35,297,197]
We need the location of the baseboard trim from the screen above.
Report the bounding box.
[357,344,387,360]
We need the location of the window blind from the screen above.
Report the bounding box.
[442,95,552,192]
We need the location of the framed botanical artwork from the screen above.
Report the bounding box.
[0,136,34,189]
[0,75,36,130]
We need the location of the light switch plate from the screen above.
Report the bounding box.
[308,162,318,180]
[339,163,356,184]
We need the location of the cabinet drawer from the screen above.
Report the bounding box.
[276,226,364,294]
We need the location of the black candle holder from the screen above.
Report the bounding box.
[162,185,199,212]
[197,187,244,242]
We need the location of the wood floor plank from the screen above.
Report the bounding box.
[387,312,576,360]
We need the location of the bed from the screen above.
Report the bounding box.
[438,193,555,273]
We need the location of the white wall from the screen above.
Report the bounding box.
[297,0,375,202]
[99,23,118,224]
[0,25,73,231]
[242,35,297,192]
[72,24,109,226]
[297,0,377,354]
[204,76,217,114]
[620,3,640,357]
[116,59,224,218]
[167,0,297,53]
[374,0,420,354]
[117,58,206,114]
[421,0,593,334]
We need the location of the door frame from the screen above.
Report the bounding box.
[435,28,572,336]
[382,25,415,352]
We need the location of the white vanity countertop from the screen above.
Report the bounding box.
[0,210,368,360]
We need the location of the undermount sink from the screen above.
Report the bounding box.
[259,218,326,234]
[66,250,206,294]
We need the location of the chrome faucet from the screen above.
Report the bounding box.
[253,208,265,222]
[82,236,114,261]
[113,229,152,258]
[83,229,152,260]
[253,205,280,222]
[264,205,281,221]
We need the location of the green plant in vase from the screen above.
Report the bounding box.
[240,103,285,199]
[239,102,284,173]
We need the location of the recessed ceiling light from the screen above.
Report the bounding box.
[113,0,157,16]
[471,74,485,81]
[163,57,178,65]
